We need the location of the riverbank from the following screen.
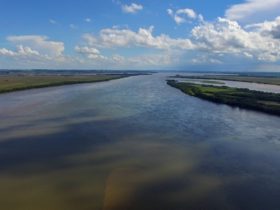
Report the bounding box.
[167,80,280,116]
[171,75,280,86]
[0,74,130,94]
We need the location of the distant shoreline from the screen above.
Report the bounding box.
[0,74,134,94]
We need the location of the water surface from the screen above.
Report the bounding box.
[0,74,280,210]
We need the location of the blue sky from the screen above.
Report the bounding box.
[1,0,280,71]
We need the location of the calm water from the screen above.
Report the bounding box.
[0,73,280,210]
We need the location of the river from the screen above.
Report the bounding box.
[0,73,280,210]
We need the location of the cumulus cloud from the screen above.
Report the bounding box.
[225,0,280,22]
[75,46,106,60]
[167,8,198,25]
[76,25,190,68]
[7,35,64,57]
[0,45,49,60]
[192,17,280,62]
[245,16,280,39]
[3,15,280,69]
[0,48,16,56]
[75,46,100,55]
[122,3,143,14]
[77,18,280,66]
[17,45,40,56]
[0,35,70,69]
[82,26,195,50]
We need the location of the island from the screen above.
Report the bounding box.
[170,74,280,86]
[167,80,280,116]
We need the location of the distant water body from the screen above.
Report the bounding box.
[0,73,280,210]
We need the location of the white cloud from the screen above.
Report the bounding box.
[75,46,100,55]
[191,17,280,62]
[0,45,45,59]
[75,25,192,68]
[77,19,280,67]
[168,8,197,25]
[177,8,197,19]
[82,26,195,50]
[122,3,143,14]
[17,45,40,56]
[7,35,64,57]
[75,46,106,59]
[225,0,280,22]
[0,48,16,56]
[245,16,280,39]
[0,35,70,69]
[3,16,280,69]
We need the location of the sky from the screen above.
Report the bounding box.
[0,0,280,71]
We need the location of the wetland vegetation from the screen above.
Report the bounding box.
[167,80,280,116]
[0,74,129,94]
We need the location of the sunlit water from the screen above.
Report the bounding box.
[0,73,280,210]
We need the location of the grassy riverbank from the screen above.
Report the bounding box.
[172,75,280,86]
[0,74,128,94]
[167,80,280,116]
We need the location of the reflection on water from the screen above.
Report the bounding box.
[0,74,280,210]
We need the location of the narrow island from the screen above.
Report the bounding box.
[0,70,149,93]
[167,80,280,116]
[171,74,280,86]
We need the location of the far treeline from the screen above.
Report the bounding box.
[167,80,280,116]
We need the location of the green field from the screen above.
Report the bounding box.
[167,80,280,116]
[0,75,127,94]
[172,75,280,86]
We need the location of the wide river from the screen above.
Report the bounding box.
[0,73,280,210]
